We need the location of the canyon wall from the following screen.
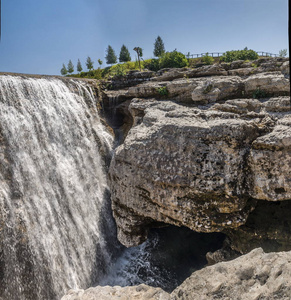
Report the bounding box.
[106,57,291,254]
[62,57,291,300]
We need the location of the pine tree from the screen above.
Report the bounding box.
[77,59,83,73]
[60,64,68,76]
[105,45,117,65]
[153,36,165,57]
[67,60,74,74]
[86,56,94,70]
[119,45,131,63]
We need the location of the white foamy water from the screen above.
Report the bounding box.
[0,75,114,299]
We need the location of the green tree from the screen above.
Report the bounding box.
[105,45,117,65]
[77,59,83,73]
[279,49,287,57]
[60,64,68,76]
[202,52,214,65]
[67,60,74,74]
[98,59,103,67]
[119,45,131,63]
[133,47,143,71]
[86,56,94,70]
[153,36,165,57]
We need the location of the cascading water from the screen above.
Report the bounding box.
[0,74,227,300]
[0,75,115,300]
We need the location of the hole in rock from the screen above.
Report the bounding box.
[274,187,286,194]
[99,225,225,292]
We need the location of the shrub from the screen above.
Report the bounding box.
[143,58,160,71]
[279,49,287,57]
[159,50,189,69]
[203,84,213,94]
[156,86,168,96]
[202,53,214,65]
[220,49,259,62]
[110,64,127,77]
[252,88,266,99]
[87,70,95,78]
[123,61,137,70]
[123,60,144,70]
[93,69,102,79]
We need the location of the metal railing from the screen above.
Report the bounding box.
[185,51,279,59]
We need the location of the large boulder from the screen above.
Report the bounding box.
[171,248,291,300]
[110,99,281,247]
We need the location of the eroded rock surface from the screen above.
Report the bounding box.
[110,99,260,246]
[171,248,291,300]
[110,98,291,248]
[62,248,291,300]
[61,284,169,300]
[108,57,291,249]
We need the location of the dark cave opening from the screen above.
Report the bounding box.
[100,225,226,292]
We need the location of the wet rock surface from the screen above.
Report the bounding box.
[62,248,291,300]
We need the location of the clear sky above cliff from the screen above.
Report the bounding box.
[0,0,288,75]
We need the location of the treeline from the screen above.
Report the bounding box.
[61,57,97,75]
[60,36,279,78]
[60,36,166,76]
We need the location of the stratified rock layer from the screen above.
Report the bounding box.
[62,248,291,300]
[108,57,291,249]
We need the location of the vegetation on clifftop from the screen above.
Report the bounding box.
[61,43,279,79]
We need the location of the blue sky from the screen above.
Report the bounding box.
[0,0,288,75]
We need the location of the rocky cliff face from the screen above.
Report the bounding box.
[106,57,290,253]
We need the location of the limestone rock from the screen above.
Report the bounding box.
[249,124,291,201]
[186,64,228,78]
[62,248,291,300]
[152,68,191,81]
[211,96,290,115]
[191,76,243,103]
[171,248,291,300]
[110,99,264,247]
[123,72,289,105]
[244,72,290,96]
[152,65,228,82]
[281,60,290,77]
[61,284,170,300]
[109,93,291,248]
[107,56,291,251]
[228,67,259,77]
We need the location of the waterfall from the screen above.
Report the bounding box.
[0,75,115,299]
